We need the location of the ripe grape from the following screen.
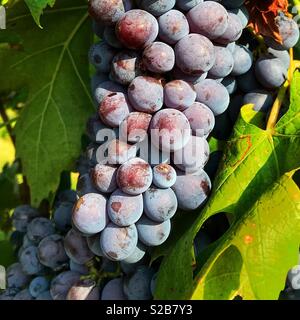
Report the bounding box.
[19,246,45,275]
[122,242,147,264]
[172,170,211,210]
[27,217,55,244]
[101,278,126,300]
[231,44,253,76]
[117,157,153,195]
[100,223,138,261]
[91,164,118,193]
[88,42,116,73]
[221,76,237,95]
[243,90,274,113]
[136,216,171,246]
[6,263,30,290]
[158,9,190,45]
[86,233,103,256]
[267,48,290,70]
[229,5,249,28]
[137,0,175,16]
[175,34,215,75]
[187,1,228,40]
[195,79,230,115]
[107,189,143,226]
[64,229,94,264]
[72,193,108,235]
[29,277,49,298]
[208,46,234,79]
[12,205,39,233]
[143,187,177,222]
[164,80,196,110]
[142,42,175,73]
[215,12,243,44]
[50,271,81,300]
[116,10,159,49]
[150,109,191,152]
[152,164,177,188]
[53,202,73,232]
[94,81,126,105]
[128,76,163,113]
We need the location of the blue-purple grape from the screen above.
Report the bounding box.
[50,271,81,300]
[215,12,243,44]
[94,81,126,105]
[19,245,45,275]
[6,263,30,290]
[208,46,234,79]
[29,276,49,298]
[231,44,253,76]
[243,90,274,113]
[53,202,73,232]
[122,242,147,264]
[101,278,126,300]
[12,205,39,233]
[176,0,202,11]
[152,164,177,188]
[137,0,175,16]
[86,233,103,256]
[229,5,249,28]
[221,76,237,95]
[27,217,55,244]
[88,42,116,73]
[267,48,290,70]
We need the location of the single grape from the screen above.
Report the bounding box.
[88,0,133,25]
[226,41,236,53]
[12,205,39,233]
[103,26,123,49]
[27,217,55,244]
[255,55,287,89]
[222,0,245,9]
[229,5,249,28]
[67,279,100,300]
[221,76,237,95]
[150,109,191,152]
[101,278,127,300]
[19,245,45,275]
[158,9,190,45]
[215,12,243,44]
[187,1,228,40]
[123,266,154,300]
[6,263,30,290]
[136,216,171,246]
[13,289,34,300]
[267,48,290,70]
[176,0,202,11]
[208,46,234,79]
[183,101,215,137]
[86,233,103,256]
[164,80,196,110]
[50,271,81,300]
[88,42,116,73]
[122,242,147,264]
[143,187,177,222]
[243,90,274,113]
[98,92,131,128]
[172,170,211,210]
[53,202,73,232]
[107,189,143,226]
[236,68,260,93]
[110,51,144,85]
[142,42,175,73]
[137,0,175,16]
[172,67,207,85]
[117,157,153,195]
[128,76,163,113]
[231,45,253,76]
[94,81,126,105]
[100,223,138,261]
[72,193,108,235]
[35,290,53,300]
[195,79,230,115]
[76,173,99,197]
[64,229,95,264]
[29,276,49,298]
[69,260,89,275]
[173,136,210,173]
[119,112,152,143]
[38,234,69,270]
[91,164,118,193]
[152,164,177,188]
[175,34,215,75]
[116,9,159,49]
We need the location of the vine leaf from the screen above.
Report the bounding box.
[0,0,94,206]
[154,71,300,300]
[24,0,56,27]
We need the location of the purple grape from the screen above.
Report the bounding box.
[29,276,49,298]
[136,216,171,246]
[152,164,177,188]
[89,0,133,26]
[187,1,228,40]
[122,242,146,264]
[158,9,190,45]
[176,0,202,11]
[86,233,103,256]
[172,67,207,85]
[143,187,177,222]
[100,223,138,261]
[173,136,210,173]
[53,202,73,232]
[64,229,94,264]
[231,45,253,76]
[50,271,81,300]
[27,217,55,244]
[19,246,45,275]
[116,9,159,49]
[243,90,274,113]
[142,42,175,73]
[215,12,243,44]
[107,189,143,226]
[128,76,163,113]
[183,102,215,137]
[195,79,230,115]
[172,170,211,210]
[12,205,39,233]
[103,26,123,49]
[208,46,234,78]
[101,278,126,300]
[117,157,153,195]
[13,289,34,300]
[88,42,116,73]
[267,48,290,70]
[150,109,191,152]
[91,164,118,193]
[255,55,287,89]
[107,139,137,165]
[76,173,99,197]
[164,80,196,110]
[119,112,152,143]
[110,51,144,85]
[6,263,30,290]
[222,76,237,94]
[94,81,126,105]
[123,266,154,300]
[67,279,100,300]
[98,92,131,127]
[38,234,69,270]
[72,193,108,235]
[229,5,249,28]
[175,34,215,75]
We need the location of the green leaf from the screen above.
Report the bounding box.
[0,0,94,206]
[155,71,300,300]
[24,0,56,27]
[0,240,16,268]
